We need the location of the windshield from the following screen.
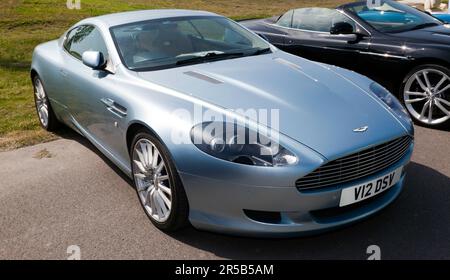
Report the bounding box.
[110,16,270,71]
[344,0,442,33]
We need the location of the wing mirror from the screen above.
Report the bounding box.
[330,22,354,35]
[82,51,106,70]
[330,22,358,41]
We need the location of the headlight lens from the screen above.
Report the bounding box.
[370,82,410,120]
[191,122,298,167]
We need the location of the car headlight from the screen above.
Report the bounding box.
[190,122,298,167]
[370,82,410,120]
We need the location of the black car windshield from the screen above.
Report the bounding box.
[344,0,442,33]
[110,16,270,71]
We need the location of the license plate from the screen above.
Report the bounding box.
[339,166,403,207]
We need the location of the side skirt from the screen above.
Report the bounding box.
[70,116,132,178]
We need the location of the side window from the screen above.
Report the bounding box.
[292,8,356,32]
[63,28,78,52]
[63,25,109,61]
[331,12,357,31]
[277,10,293,27]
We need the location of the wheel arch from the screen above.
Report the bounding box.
[30,68,38,80]
[403,58,450,83]
[126,120,190,205]
[126,121,160,154]
[395,57,450,96]
[125,120,190,182]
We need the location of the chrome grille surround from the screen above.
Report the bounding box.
[296,136,412,190]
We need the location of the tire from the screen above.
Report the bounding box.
[130,130,189,231]
[32,75,60,131]
[400,64,450,128]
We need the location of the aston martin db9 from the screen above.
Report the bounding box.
[31,9,414,237]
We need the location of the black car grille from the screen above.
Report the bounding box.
[296,136,412,190]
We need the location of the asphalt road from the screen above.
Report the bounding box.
[0,125,449,260]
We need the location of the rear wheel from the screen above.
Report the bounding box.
[131,131,189,231]
[401,65,450,127]
[32,75,59,131]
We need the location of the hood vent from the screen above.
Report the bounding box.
[183,71,223,84]
[273,58,319,82]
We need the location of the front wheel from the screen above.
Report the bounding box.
[401,64,450,127]
[130,131,189,231]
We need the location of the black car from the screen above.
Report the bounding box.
[242,0,450,127]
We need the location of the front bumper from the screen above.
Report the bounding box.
[179,144,413,238]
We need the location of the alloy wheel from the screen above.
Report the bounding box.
[403,68,450,125]
[132,139,172,223]
[34,78,49,128]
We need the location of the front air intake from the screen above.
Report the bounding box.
[296,136,412,190]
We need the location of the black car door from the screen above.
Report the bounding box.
[281,8,371,73]
[263,10,292,46]
[358,35,410,91]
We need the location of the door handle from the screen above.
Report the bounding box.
[101,98,127,117]
[101,97,114,107]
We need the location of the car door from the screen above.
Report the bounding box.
[358,35,409,90]
[61,25,130,164]
[350,6,412,91]
[281,8,371,72]
[261,10,293,46]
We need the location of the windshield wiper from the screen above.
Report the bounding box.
[408,22,440,31]
[249,47,272,56]
[176,51,244,66]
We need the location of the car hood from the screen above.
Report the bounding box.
[389,24,450,44]
[137,51,407,160]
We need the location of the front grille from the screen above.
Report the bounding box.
[296,136,412,190]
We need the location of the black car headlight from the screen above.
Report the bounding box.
[190,122,298,167]
[370,82,410,120]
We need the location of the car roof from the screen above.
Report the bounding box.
[82,9,219,27]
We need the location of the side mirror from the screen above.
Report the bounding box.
[330,22,354,35]
[82,51,106,70]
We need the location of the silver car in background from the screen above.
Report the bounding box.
[31,10,414,237]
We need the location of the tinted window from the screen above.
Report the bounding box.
[64,25,109,60]
[276,10,293,27]
[292,8,356,32]
[110,16,269,71]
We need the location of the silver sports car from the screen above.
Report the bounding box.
[31,10,414,237]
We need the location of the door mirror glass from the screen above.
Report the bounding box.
[330,22,354,35]
[82,51,106,70]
